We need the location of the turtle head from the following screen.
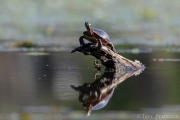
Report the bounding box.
[85,22,92,31]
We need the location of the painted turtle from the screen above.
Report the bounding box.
[79,22,117,52]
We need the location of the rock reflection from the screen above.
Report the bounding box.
[71,68,144,116]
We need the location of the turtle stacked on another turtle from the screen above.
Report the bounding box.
[79,22,117,53]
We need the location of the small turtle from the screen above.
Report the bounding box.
[79,22,117,52]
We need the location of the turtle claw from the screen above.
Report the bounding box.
[71,49,76,53]
[109,43,118,53]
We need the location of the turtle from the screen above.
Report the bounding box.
[79,22,117,53]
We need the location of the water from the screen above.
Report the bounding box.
[0,51,180,119]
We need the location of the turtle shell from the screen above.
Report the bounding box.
[83,28,111,46]
[91,87,115,110]
[92,28,110,42]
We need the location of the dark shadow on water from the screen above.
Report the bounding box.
[71,68,144,116]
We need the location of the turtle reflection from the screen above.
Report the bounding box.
[71,69,143,116]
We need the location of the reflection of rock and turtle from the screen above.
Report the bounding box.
[71,69,143,116]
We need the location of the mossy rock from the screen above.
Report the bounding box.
[12,41,37,48]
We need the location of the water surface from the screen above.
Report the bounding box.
[0,51,180,119]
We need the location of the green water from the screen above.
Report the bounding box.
[0,51,180,119]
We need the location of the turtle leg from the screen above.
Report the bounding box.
[79,36,85,45]
[90,38,102,50]
[97,38,102,50]
[108,43,118,53]
[97,89,102,101]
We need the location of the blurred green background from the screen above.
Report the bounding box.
[0,0,180,50]
[1,1,180,119]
